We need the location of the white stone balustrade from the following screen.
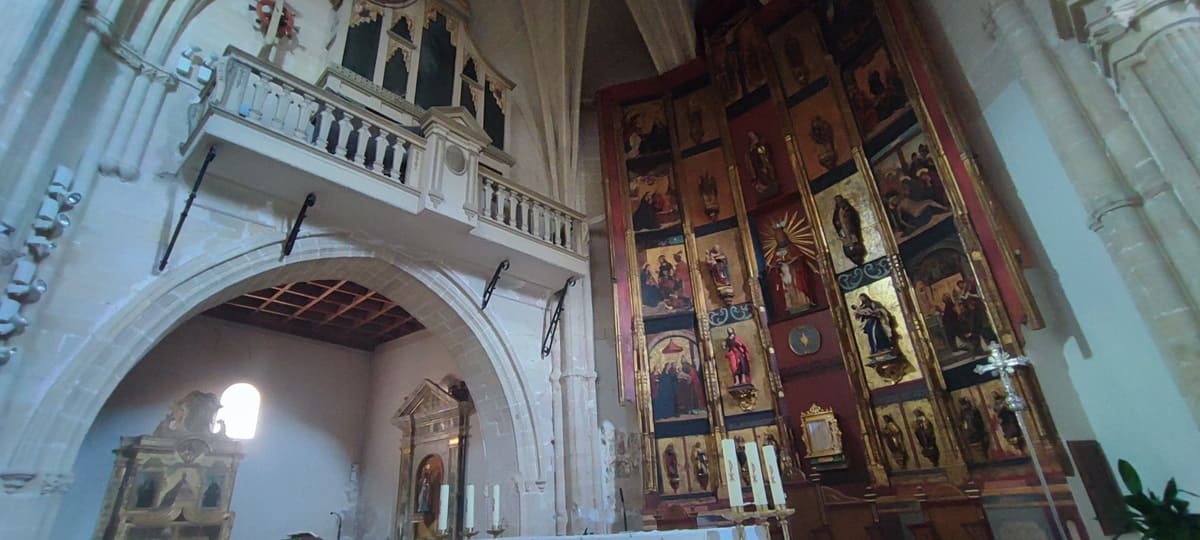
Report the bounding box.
[480,175,586,256]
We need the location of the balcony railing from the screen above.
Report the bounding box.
[185,48,587,260]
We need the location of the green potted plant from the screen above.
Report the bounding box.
[1117,459,1200,539]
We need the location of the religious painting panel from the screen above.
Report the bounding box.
[728,102,798,209]
[842,43,911,143]
[767,12,828,99]
[725,427,757,491]
[902,223,998,369]
[752,424,786,476]
[950,381,1028,464]
[736,22,772,98]
[711,38,744,105]
[870,126,953,244]
[412,454,445,534]
[683,435,718,495]
[813,172,886,273]
[900,398,947,470]
[635,232,694,318]
[680,147,736,226]
[628,159,682,233]
[814,0,878,56]
[751,200,823,320]
[647,329,708,424]
[710,319,772,414]
[623,99,673,160]
[673,85,723,151]
[975,379,1030,460]
[789,85,852,183]
[657,437,692,496]
[949,386,993,464]
[843,277,921,389]
[694,227,752,313]
[874,402,914,472]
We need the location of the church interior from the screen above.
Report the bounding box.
[2,0,1199,539]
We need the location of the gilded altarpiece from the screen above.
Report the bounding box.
[393,380,473,540]
[600,0,1080,534]
[93,392,243,540]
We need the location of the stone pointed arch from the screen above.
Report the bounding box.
[3,233,548,535]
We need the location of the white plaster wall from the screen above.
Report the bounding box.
[51,316,371,540]
[982,83,1200,490]
[358,330,491,540]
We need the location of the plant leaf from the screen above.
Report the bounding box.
[1167,479,1180,501]
[1121,459,1144,494]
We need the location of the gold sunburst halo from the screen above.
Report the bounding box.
[759,211,818,273]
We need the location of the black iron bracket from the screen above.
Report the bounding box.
[540,276,578,357]
[159,146,217,272]
[480,259,510,310]
[282,192,317,257]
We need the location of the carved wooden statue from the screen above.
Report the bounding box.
[93,391,244,540]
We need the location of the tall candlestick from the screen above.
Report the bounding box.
[491,484,501,528]
[720,438,744,508]
[743,441,768,510]
[464,484,476,530]
[761,445,786,508]
[438,484,451,532]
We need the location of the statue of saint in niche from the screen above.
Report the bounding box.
[664,443,681,493]
[809,115,837,171]
[832,195,866,266]
[692,442,710,490]
[912,408,940,466]
[705,245,736,305]
[784,33,810,87]
[852,293,897,362]
[687,96,705,145]
[414,455,444,525]
[745,131,779,199]
[698,171,720,221]
[724,328,753,387]
[880,414,908,469]
[958,397,990,461]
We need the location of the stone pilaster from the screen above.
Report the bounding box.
[989,0,1200,427]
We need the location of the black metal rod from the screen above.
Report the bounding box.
[540,277,577,357]
[282,192,317,257]
[620,488,628,532]
[481,259,510,310]
[159,146,216,271]
[330,511,343,540]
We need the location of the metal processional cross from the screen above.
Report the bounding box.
[975,343,1069,540]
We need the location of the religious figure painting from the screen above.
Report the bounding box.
[789,87,851,182]
[951,382,1029,462]
[737,22,770,95]
[875,404,912,471]
[680,148,736,225]
[657,438,691,495]
[842,44,911,142]
[871,128,953,243]
[694,228,750,312]
[628,161,681,232]
[711,37,744,104]
[413,454,444,527]
[635,235,694,318]
[813,173,886,273]
[843,278,921,389]
[673,85,722,149]
[901,399,945,469]
[683,435,718,494]
[754,205,821,320]
[952,389,992,464]
[710,320,772,413]
[767,13,827,98]
[753,425,785,474]
[623,99,672,159]
[905,235,998,368]
[647,330,707,423]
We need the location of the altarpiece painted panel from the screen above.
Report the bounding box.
[392,379,473,540]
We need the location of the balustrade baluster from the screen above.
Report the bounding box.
[335,112,352,159]
[371,132,387,173]
[356,123,371,167]
[249,73,269,123]
[267,82,287,130]
[481,178,494,218]
[232,69,256,117]
[315,106,333,151]
[293,95,313,140]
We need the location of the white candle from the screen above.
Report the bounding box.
[491,484,501,529]
[720,439,744,508]
[464,484,475,531]
[438,484,451,532]
[762,445,787,508]
[743,441,768,510]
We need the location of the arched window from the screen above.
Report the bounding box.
[215,383,260,439]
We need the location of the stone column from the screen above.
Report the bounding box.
[558,275,603,533]
[988,0,1200,427]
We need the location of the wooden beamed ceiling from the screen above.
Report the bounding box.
[204,280,424,351]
